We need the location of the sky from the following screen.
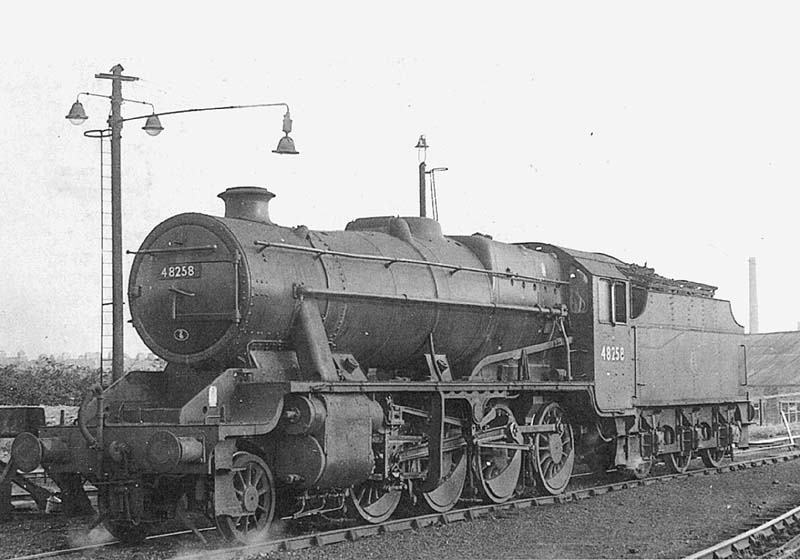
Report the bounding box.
[0,2,798,357]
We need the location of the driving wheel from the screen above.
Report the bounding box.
[420,439,467,513]
[349,479,401,523]
[473,404,523,503]
[527,402,575,495]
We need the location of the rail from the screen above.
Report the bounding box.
[686,503,800,559]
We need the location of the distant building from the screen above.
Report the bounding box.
[745,331,800,397]
[0,351,26,366]
[745,331,800,425]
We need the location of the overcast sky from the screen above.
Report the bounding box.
[1,2,798,357]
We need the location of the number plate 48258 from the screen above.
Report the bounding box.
[159,263,201,280]
[600,345,625,361]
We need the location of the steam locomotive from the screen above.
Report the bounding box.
[11,186,753,543]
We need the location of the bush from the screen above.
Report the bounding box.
[0,358,97,406]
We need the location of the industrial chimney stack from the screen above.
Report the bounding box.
[749,257,759,334]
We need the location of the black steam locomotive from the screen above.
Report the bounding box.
[11,186,753,543]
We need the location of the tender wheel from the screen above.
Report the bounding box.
[667,451,693,474]
[420,441,468,513]
[700,447,726,468]
[216,452,276,544]
[527,402,575,495]
[473,404,523,503]
[349,479,401,523]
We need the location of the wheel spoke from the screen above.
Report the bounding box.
[216,452,276,544]
[473,404,522,504]
[527,402,575,495]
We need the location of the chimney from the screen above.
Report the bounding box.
[748,257,759,334]
[217,186,275,224]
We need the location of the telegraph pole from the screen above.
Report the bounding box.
[96,65,138,383]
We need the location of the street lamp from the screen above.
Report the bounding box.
[141,113,164,136]
[67,64,299,384]
[65,99,88,125]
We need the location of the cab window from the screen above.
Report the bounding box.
[568,266,589,314]
[598,279,627,324]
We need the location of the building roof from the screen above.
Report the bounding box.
[746,331,800,387]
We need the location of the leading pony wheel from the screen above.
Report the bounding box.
[103,521,149,545]
[97,485,150,544]
[216,452,276,544]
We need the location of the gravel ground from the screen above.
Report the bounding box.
[262,459,800,560]
[2,458,800,560]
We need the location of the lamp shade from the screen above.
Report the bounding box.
[142,114,164,136]
[66,101,88,125]
[273,135,299,155]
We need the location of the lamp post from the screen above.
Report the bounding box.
[103,66,135,384]
[66,64,299,384]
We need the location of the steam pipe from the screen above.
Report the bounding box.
[77,384,103,449]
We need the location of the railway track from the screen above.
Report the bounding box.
[685,486,800,559]
[11,448,800,560]
[685,504,800,559]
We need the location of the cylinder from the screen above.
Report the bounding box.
[279,395,327,435]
